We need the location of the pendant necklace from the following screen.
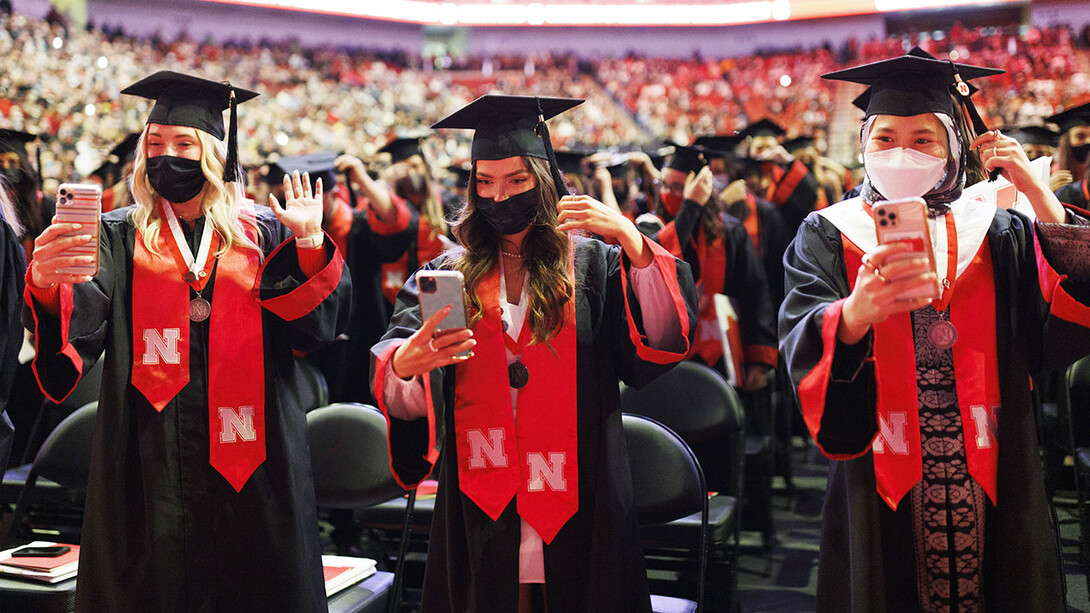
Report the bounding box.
[500,252,530,389]
[926,213,959,350]
[162,203,215,322]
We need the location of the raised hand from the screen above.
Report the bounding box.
[269,170,323,238]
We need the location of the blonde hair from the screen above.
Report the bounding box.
[130,125,261,256]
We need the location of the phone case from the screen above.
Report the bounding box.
[417,270,469,332]
[55,183,102,277]
[873,197,936,267]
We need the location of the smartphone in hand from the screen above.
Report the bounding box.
[54,183,102,277]
[417,270,470,356]
[873,197,939,300]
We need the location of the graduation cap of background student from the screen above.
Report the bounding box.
[553,149,591,176]
[378,134,430,164]
[0,128,43,191]
[121,70,259,183]
[447,164,472,190]
[738,119,786,139]
[89,132,141,184]
[1007,125,1060,148]
[662,142,710,176]
[267,151,338,193]
[823,46,1004,177]
[783,135,816,153]
[431,94,584,197]
[1046,100,1090,134]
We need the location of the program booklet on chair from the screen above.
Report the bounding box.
[322,554,377,597]
[0,541,80,583]
[713,294,745,388]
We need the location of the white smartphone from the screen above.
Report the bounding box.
[54,183,102,277]
[417,270,470,356]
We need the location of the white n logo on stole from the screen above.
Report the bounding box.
[218,406,257,443]
[466,428,508,469]
[142,328,181,365]
[872,411,909,455]
[526,452,567,492]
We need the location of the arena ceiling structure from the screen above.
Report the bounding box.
[204,0,1026,27]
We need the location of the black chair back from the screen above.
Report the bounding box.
[1068,355,1090,450]
[623,413,707,611]
[2,401,97,547]
[620,361,745,498]
[306,403,403,509]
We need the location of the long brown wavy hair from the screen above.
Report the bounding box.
[448,156,573,347]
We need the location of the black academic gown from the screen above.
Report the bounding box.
[639,199,779,372]
[25,206,352,613]
[370,236,697,613]
[0,210,24,471]
[1055,178,1089,210]
[778,205,1090,612]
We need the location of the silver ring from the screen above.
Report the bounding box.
[428,338,438,352]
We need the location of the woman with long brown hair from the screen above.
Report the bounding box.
[1048,101,1090,209]
[370,95,697,613]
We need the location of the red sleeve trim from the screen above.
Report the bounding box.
[620,236,693,365]
[770,160,808,207]
[296,241,328,277]
[369,193,412,235]
[373,340,439,490]
[796,297,872,461]
[259,235,344,321]
[24,275,83,404]
[657,222,683,258]
[744,343,779,368]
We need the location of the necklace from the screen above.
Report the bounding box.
[162,203,215,322]
[500,249,522,259]
[925,214,958,350]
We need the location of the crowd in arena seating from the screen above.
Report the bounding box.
[2,7,1090,184]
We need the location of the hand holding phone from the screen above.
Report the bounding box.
[417,270,469,338]
[390,270,475,380]
[53,183,102,277]
[872,197,940,302]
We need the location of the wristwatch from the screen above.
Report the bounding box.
[295,233,324,249]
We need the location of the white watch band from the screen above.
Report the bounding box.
[295,233,324,249]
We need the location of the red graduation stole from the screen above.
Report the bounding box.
[132,206,266,492]
[843,226,1001,510]
[660,223,726,367]
[451,258,578,544]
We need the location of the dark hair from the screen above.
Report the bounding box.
[449,156,573,346]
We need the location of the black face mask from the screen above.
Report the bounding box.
[1,167,26,187]
[1072,143,1090,165]
[395,172,427,196]
[146,156,207,204]
[475,187,540,235]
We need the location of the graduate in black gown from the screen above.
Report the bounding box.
[779,49,1090,612]
[24,71,351,612]
[370,95,697,613]
[738,118,826,232]
[0,189,24,472]
[1047,101,1090,210]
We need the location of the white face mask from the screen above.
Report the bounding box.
[864,147,947,200]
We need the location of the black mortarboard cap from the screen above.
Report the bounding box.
[1007,124,1060,148]
[90,132,141,180]
[783,135,815,152]
[738,119,786,139]
[432,94,584,195]
[553,149,589,175]
[663,143,708,176]
[379,135,427,164]
[269,151,337,192]
[1046,101,1090,134]
[448,164,472,190]
[691,134,743,159]
[0,129,36,154]
[122,70,259,183]
[823,47,1002,120]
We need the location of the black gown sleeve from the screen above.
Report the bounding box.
[721,214,778,368]
[0,213,25,468]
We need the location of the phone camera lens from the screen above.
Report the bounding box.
[419,277,436,293]
[888,213,897,221]
[879,219,888,227]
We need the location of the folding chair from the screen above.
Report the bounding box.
[620,360,745,611]
[623,413,709,613]
[0,401,97,612]
[1063,355,1090,589]
[306,403,413,613]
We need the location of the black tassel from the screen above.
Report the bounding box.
[534,97,572,197]
[224,86,239,183]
